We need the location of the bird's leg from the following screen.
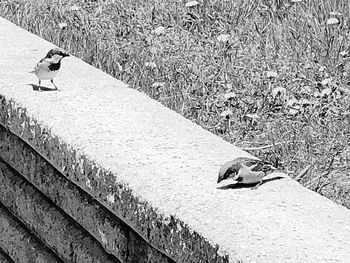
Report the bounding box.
[38,80,42,91]
[51,79,58,90]
[251,179,263,190]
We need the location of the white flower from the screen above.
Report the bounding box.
[223,92,236,100]
[327,17,339,25]
[266,71,278,78]
[69,5,80,11]
[217,34,230,43]
[145,62,157,68]
[58,22,67,29]
[152,26,166,35]
[271,87,286,99]
[185,1,199,7]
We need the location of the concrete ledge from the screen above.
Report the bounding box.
[0,246,15,263]
[0,126,174,263]
[1,17,350,262]
[0,204,62,263]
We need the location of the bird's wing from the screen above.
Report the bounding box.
[35,58,51,73]
[236,166,265,184]
[241,158,260,167]
[236,165,253,177]
[247,160,275,173]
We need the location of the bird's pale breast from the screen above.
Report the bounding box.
[35,59,59,80]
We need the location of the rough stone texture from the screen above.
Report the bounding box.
[1,17,350,262]
[0,247,15,263]
[0,126,175,263]
[0,204,63,263]
[0,160,120,263]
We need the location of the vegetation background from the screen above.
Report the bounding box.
[1,0,349,207]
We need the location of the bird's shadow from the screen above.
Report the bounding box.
[28,84,58,92]
[217,176,285,190]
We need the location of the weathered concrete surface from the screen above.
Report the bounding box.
[0,160,120,263]
[0,126,174,263]
[0,204,63,263]
[0,16,350,262]
[0,247,15,263]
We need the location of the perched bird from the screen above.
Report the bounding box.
[217,157,276,188]
[32,48,69,90]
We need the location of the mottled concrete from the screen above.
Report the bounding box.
[0,17,350,262]
[0,126,174,263]
[0,246,15,263]
[0,160,120,263]
[0,204,63,263]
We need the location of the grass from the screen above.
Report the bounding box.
[1,0,349,208]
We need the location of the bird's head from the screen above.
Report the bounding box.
[217,160,240,183]
[46,48,70,62]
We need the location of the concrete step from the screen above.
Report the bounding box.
[0,204,63,263]
[0,160,120,263]
[0,245,18,263]
[0,125,174,263]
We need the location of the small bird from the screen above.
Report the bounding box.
[32,48,70,90]
[217,157,276,188]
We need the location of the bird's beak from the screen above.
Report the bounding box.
[217,177,222,184]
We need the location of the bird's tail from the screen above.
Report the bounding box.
[29,69,35,73]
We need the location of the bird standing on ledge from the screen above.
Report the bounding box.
[32,48,70,90]
[217,157,276,189]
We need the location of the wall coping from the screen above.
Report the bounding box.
[1,17,350,262]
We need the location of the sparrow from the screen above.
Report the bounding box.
[217,157,276,188]
[31,48,69,90]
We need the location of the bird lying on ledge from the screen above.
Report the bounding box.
[217,157,276,189]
